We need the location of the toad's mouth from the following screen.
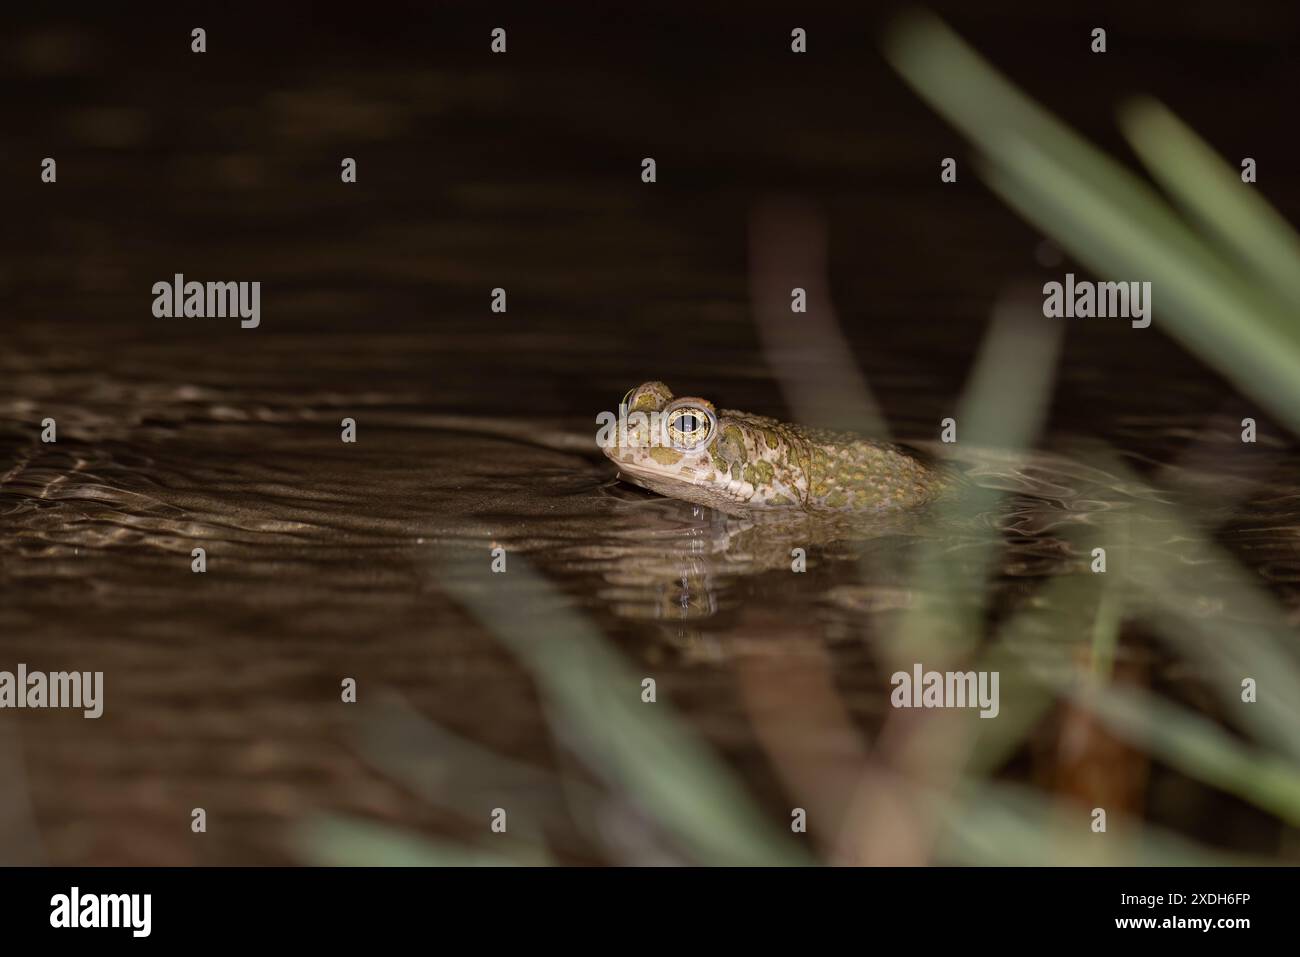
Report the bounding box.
[609,456,702,486]
[610,456,751,504]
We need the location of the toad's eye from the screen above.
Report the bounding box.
[664,402,716,450]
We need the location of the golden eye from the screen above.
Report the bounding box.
[665,403,715,449]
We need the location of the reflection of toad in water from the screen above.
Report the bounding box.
[595,493,927,624]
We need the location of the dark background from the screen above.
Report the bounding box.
[7,1,1298,434]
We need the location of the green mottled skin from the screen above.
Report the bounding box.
[603,381,945,517]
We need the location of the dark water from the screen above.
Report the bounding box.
[3,5,1300,864]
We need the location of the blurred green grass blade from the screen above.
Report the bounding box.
[885,10,1300,436]
[1076,453,1300,761]
[933,781,1262,865]
[889,296,1063,664]
[296,814,547,866]
[1089,579,1123,680]
[883,10,1208,266]
[1061,682,1300,827]
[445,560,807,866]
[883,300,1064,796]
[959,572,1118,779]
[976,448,1300,822]
[1126,542,1300,762]
[1119,96,1300,309]
[1079,454,1300,759]
[353,695,591,843]
[957,295,1063,451]
[981,150,1300,435]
